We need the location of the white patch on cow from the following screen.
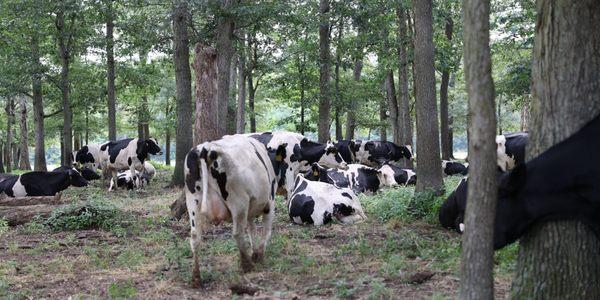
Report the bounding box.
[459,223,465,232]
[317,141,348,170]
[441,160,449,169]
[496,135,510,171]
[403,169,416,185]
[464,162,469,168]
[378,165,398,187]
[143,161,156,179]
[12,177,27,197]
[293,216,303,224]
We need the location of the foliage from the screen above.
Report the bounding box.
[43,198,131,232]
[0,218,8,236]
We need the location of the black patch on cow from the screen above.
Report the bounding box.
[185,149,201,194]
[106,138,134,164]
[251,143,269,175]
[334,140,357,163]
[0,175,19,197]
[289,193,315,224]
[362,141,411,167]
[355,167,381,193]
[504,133,528,168]
[80,168,101,180]
[191,219,195,227]
[341,192,353,201]
[303,163,332,183]
[294,179,308,194]
[328,170,349,188]
[443,161,468,176]
[127,157,132,166]
[291,138,326,165]
[209,150,218,161]
[333,203,355,217]
[271,179,276,200]
[210,165,229,200]
[322,211,333,224]
[249,132,273,147]
[75,145,95,164]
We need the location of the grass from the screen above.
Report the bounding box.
[0,172,515,299]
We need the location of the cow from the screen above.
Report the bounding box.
[438,177,469,233]
[496,132,528,171]
[303,163,386,194]
[73,143,110,172]
[292,139,348,171]
[378,164,417,186]
[52,166,101,181]
[333,140,361,163]
[442,160,469,176]
[101,138,162,191]
[289,174,367,226]
[184,136,276,287]
[0,170,88,197]
[108,170,140,190]
[354,140,412,167]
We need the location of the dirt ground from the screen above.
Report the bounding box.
[0,170,513,299]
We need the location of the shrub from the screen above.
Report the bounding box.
[43,199,131,232]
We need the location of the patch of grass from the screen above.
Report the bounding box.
[0,218,8,236]
[116,248,147,269]
[360,187,413,223]
[43,198,131,232]
[21,218,48,234]
[107,280,137,299]
[495,242,519,275]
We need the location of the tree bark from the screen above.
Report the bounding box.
[19,97,33,170]
[165,98,171,166]
[5,97,14,173]
[56,8,73,166]
[216,0,235,138]
[412,0,443,193]
[440,17,454,160]
[298,51,307,135]
[247,33,257,133]
[379,100,387,142]
[385,70,399,143]
[334,16,344,141]
[396,7,413,153]
[511,1,600,298]
[236,40,247,134]
[171,0,193,186]
[520,102,529,132]
[0,142,4,173]
[345,57,362,140]
[460,0,497,299]
[106,0,117,141]
[194,43,219,145]
[317,0,331,143]
[31,33,47,171]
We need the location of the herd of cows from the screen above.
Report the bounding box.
[0,113,598,287]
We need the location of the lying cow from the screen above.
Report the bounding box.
[442,160,469,176]
[0,170,88,197]
[289,174,367,226]
[354,140,412,167]
[101,138,162,191]
[53,166,101,181]
[333,140,361,163]
[184,136,276,287]
[378,164,417,186]
[142,161,156,181]
[108,170,149,190]
[496,132,528,171]
[304,163,385,194]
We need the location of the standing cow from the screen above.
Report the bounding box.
[184,136,276,287]
[101,138,162,191]
[289,174,367,226]
[354,140,412,167]
[0,170,88,197]
[73,143,110,173]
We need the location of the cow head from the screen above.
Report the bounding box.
[399,145,412,160]
[320,141,348,169]
[496,135,510,171]
[303,163,329,181]
[80,167,101,181]
[145,138,163,155]
[68,169,89,187]
[378,164,398,187]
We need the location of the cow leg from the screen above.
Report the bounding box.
[253,200,274,263]
[246,219,255,251]
[109,169,118,191]
[130,164,139,189]
[186,195,205,288]
[231,206,253,272]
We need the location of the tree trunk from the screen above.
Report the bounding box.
[247,33,256,133]
[298,51,307,135]
[345,57,362,140]
[85,111,89,145]
[5,97,14,173]
[520,102,529,132]
[56,9,73,166]
[334,16,344,141]
[73,133,80,152]
[379,100,387,142]
[440,17,454,161]
[236,42,246,134]
[31,34,46,171]
[317,0,331,143]
[165,98,171,166]
[19,96,31,170]
[216,0,235,138]
[511,1,600,298]
[227,56,237,135]
[171,0,193,186]
[385,70,399,143]
[497,95,503,134]
[106,0,117,141]
[396,7,413,151]
[194,43,219,145]
[412,0,443,193]
[0,204,66,227]
[460,0,497,298]
[0,142,4,173]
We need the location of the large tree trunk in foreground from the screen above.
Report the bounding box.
[510,1,600,298]
[440,17,454,160]
[5,97,14,173]
[18,97,31,170]
[194,43,219,145]
[460,0,497,299]
[412,0,443,193]
[31,34,47,171]
[317,0,331,143]
[106,0,117,141]
[171,0,193,186]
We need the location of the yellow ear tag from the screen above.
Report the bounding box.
[275,155,282,162]
[313,171,319,177]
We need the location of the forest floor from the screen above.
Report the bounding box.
[0,167,517,299]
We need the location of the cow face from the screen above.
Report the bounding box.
[496,135,511,171]
[68,169,89,187]
[80,168,101,181]
[145,138,163,155]
[319,141,348,169]
[303,163,329,181]
[378,165,398,186]
[399,145,412,160]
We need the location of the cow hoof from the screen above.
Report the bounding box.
[252,251,264,263]
[241,260,254,273]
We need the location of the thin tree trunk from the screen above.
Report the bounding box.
[59,129,64,168]
[18,98,31,171]
[385,70,399,143]
[520,102,529,132]
[0,142,4,173]
[317,0,331,143]
[334,15,343,141]
[5,97,14,173]
[216,0,235,138]
[106,0,117,141]
[171,0,193,186]
[497,95,503,134]
[194,43,219,145]
[511,1,600,298]
[165,98,171,165]
[345,57,362,140]
[85,110,89,145]
[73,134,80,152]
[379,100,387,141]
[236,42,246,134]
[460,0,497,298]
[412,0,443,193]
[397,6,413,151]
[56,9,73,166]
[440,17,454,160]
[298,51,307,135]
[31,33,46,171]
[247,33,256,133]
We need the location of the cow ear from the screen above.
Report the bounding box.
[500,164,527,196]
[275,144,286,162]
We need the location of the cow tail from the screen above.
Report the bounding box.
[200,154,209,215]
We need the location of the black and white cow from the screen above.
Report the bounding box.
[108,170,141,190]
[289,174,367,226]
[101,138,162,191]
[354,140,412,167]
[0,170,88,197]
[333,140,361,163]
[378,164,417,186]
[184,136,276,287]
[442,160,469,176]
[496,132,528,171]
[73,143,110,172]
[303,163,386,194]
[52,166,101,181]
[292,138,348,171]
[438,177,469,233]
